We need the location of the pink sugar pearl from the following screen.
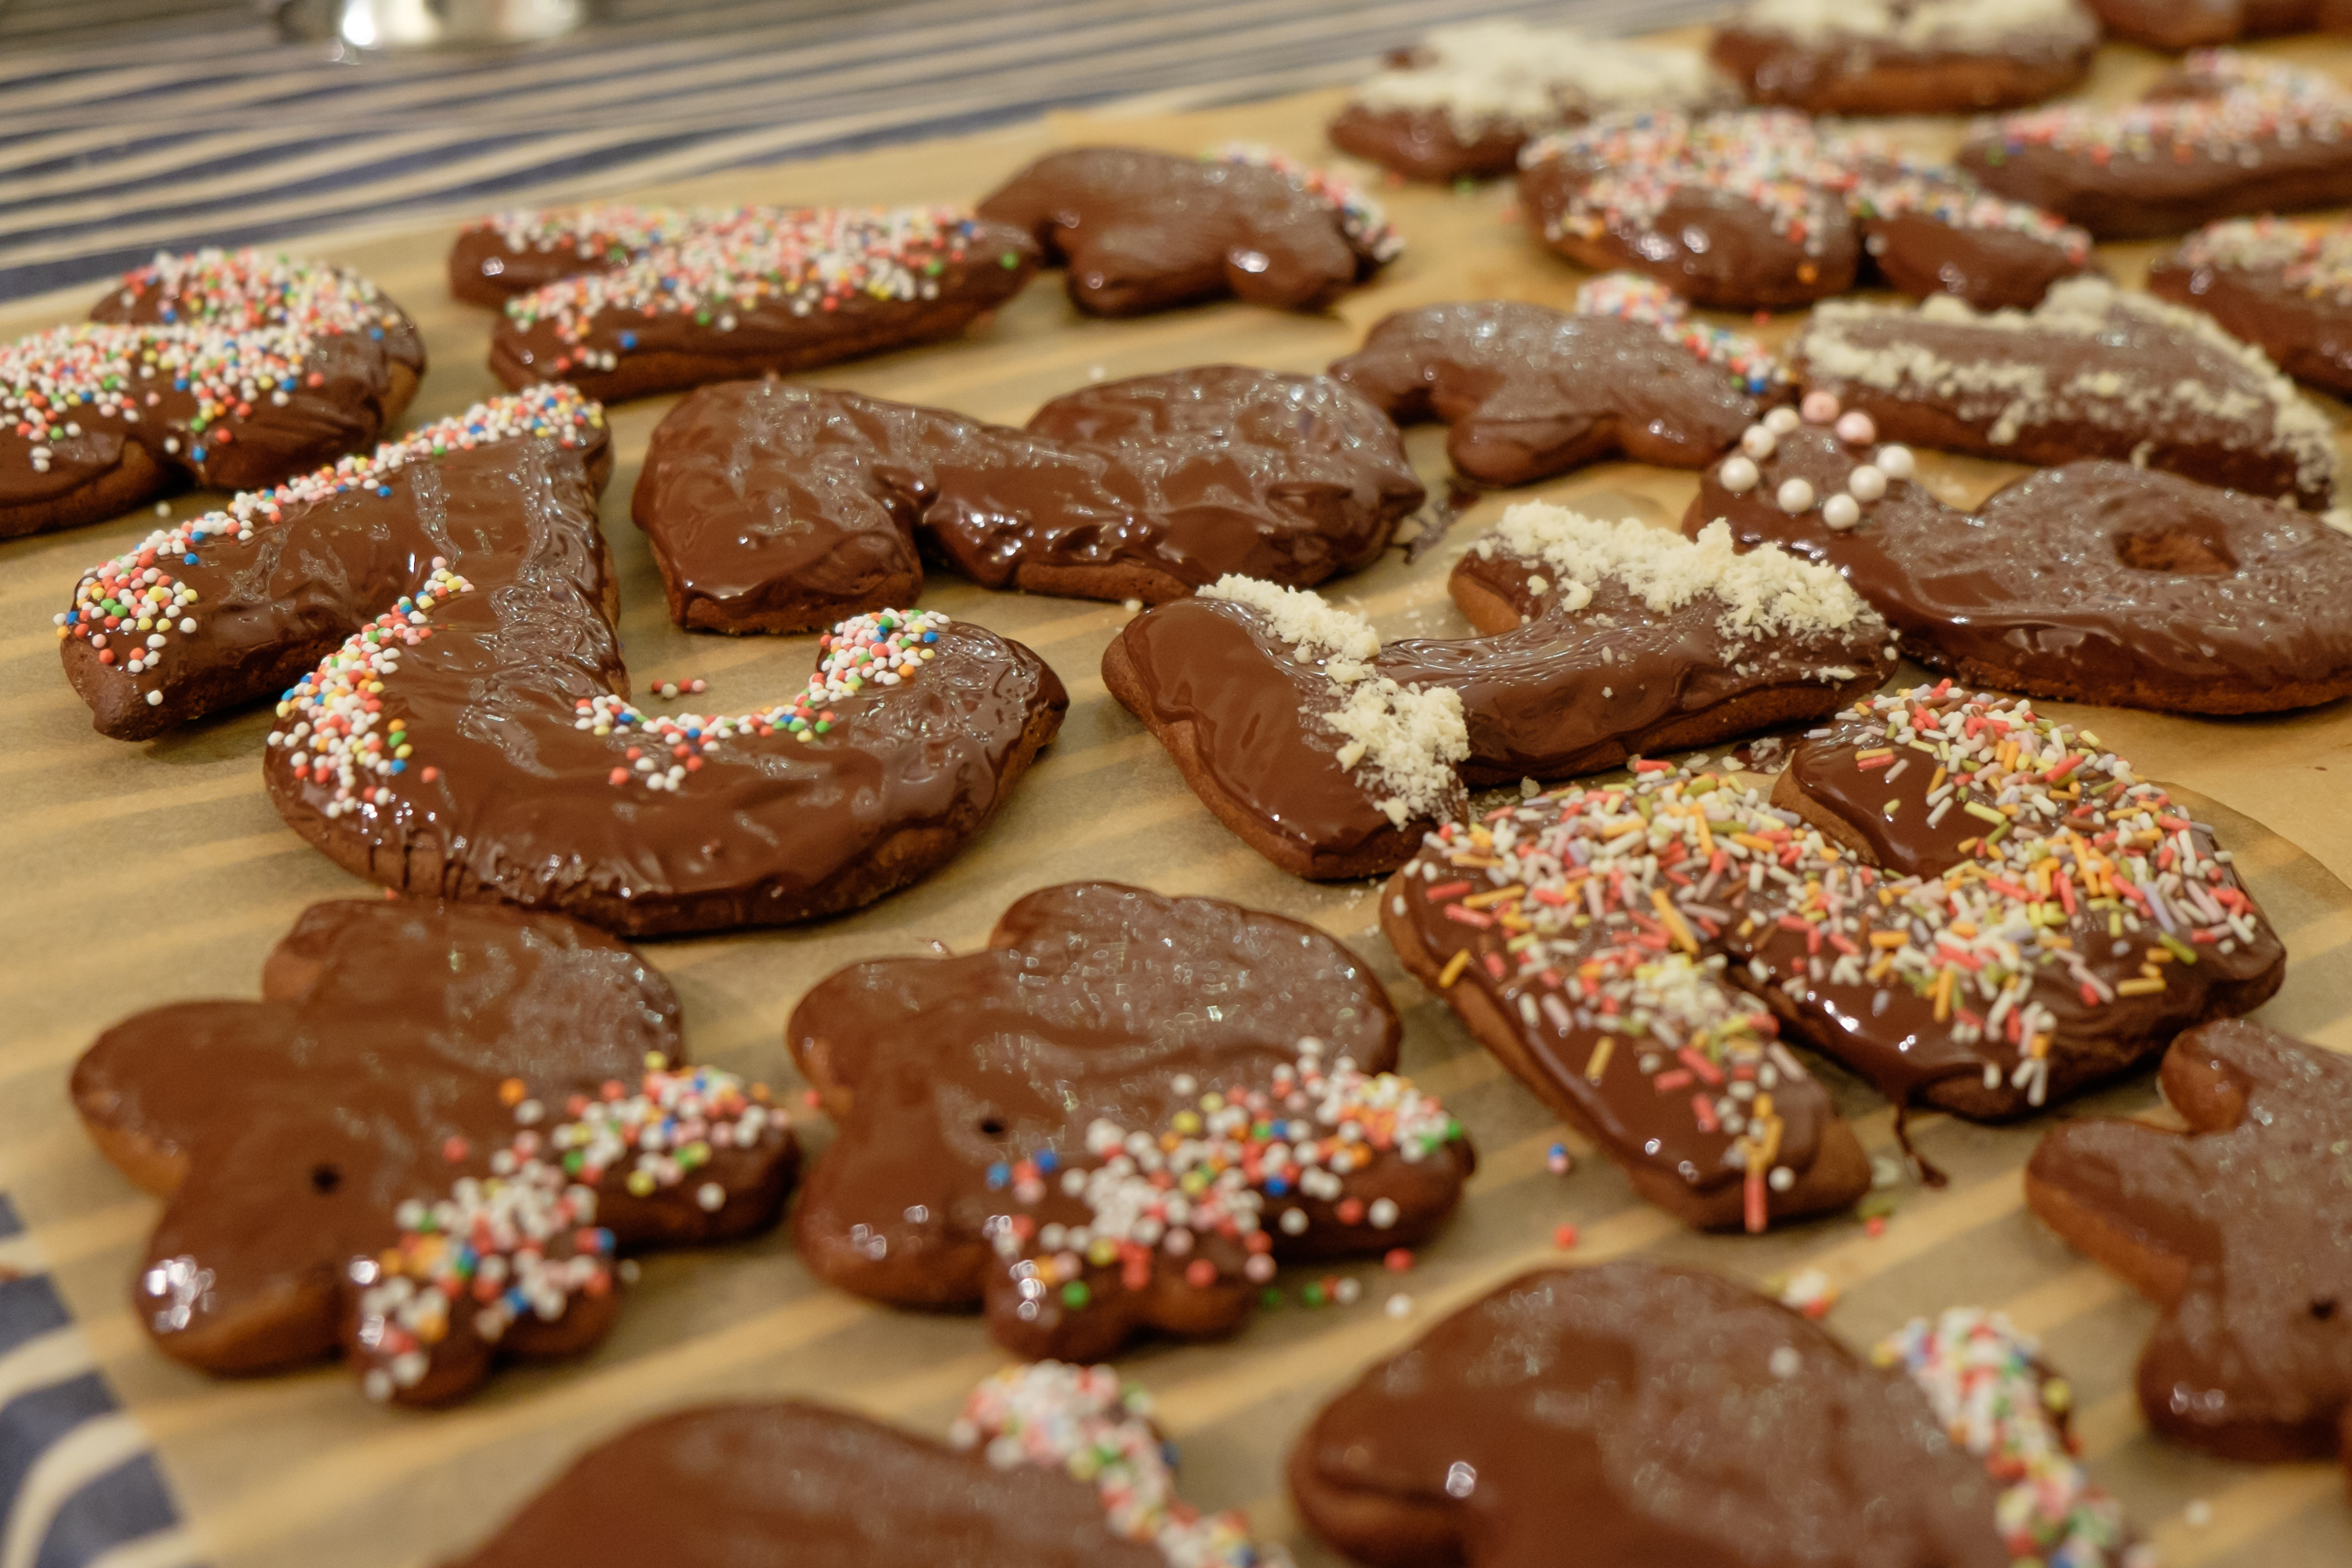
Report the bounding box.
[1799,390,1841,424]
[1834,410,1876,446]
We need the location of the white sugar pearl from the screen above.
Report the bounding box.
[1718,455,1761,492]
[1776,477,1815,514]
[1847,464,1887,502]
[1764,406,1802,434]
[1740,424,1777,460]
[1875,444,1915,481]
[1822,493,1861,530]
[1834,409,1876,445]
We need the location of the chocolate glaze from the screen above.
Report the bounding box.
[2148,227,2352,397]
[71,898,797,1405]
[1794,283,2337,506]
[978,147,1393,314]
[489,215,1039,403]
[1711,13,2096,115]
[2087,0,2352,47]
[1328,103,1530,183]
[1376,548,1892,783]
[632,368,1423,633]
[1693,427,2352,713]
[447,209,687,306]
[2027,1019,2352,1465]
[788,882,1473,1359]
[1291,1261,2011,1568]
[1329,303,1779,487]
[1106,597,1461,878]
[243,437,1063,936]
[445,1401,1167,1568]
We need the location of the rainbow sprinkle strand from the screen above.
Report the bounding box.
[1574,271,1785,394]
[4,322,311,461]
[1849,171,2091,265]
[953,1363,1287,1567]
[472,203,702,266]
[1211,143,1404,262]
[1973,49,2352,167]
[985,1037,1461,1312]
[110,247,409,339]
[269,562,470,815]
[2178,215,2352,303]
[61,386,603,711]
[1878,1309,2154,1568]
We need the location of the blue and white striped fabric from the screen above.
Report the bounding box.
[0,1196,201,1568]
[0,0,1725,301]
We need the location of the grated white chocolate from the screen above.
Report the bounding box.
[1352,22,1729,139]
[1735,0,2096,51]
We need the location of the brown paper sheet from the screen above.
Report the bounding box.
[5,29,2352,1567]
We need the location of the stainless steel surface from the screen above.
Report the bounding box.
[270,0,592,48]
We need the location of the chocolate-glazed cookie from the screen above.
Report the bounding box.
[1519,109,2092,312]
[490,206,1039,402]
[1794,277,2338,506]
[447,1363,1276,1568]
[1692,400,2352,713]
[788,882,1473,1360]
[631,368,1423,633]
[1712,0,2099,115]
[1328,23,1731,183]
[2089,0,2352,46]
[1291,1262,2144,1568]
[5,249,426,540]
[448,203,699,304]
[978,146,1400,315]
[2148,216,2352,397]
[1102,582,1470,880]
[1962,50,2352,238]
[2027,1019,2352,1468]
[71,898,797,1406]
[1327,287,1783,488]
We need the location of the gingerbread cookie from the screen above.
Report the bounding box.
[1712,0,2099,116]
[1101,581,1470,880]
[449,203,699,304]
[978,146,1400,315]
[448,1363,1279,1568]
[2085,0,2352,54]
[1794,277,2337,506]
[1962,50,2352,238]
[1693,393,2352,713]
[1520,109,2092,312]
[490,206,1040,401]
[5,249,426,540]
[1293,1262,2147,1568]
[1327,276,1784,488]
[788,882,1472,1360]
[59,387,612,741]
[1328,23,1730,183]
[71,898,797,1406]
[2027,1019,2352,1466]
[631,368,1422,633]
[2148,216,2352,397]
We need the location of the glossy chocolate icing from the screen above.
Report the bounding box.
[2027,1018,2352,1464]
[632,368,1423,633]
[1961,51,2352,238]
[788,882,1472,1359]
[71,898,797,1405]
[978,147,1396,315]
[489,209,1040,402]
[1693,426,2352,713]
[1794,280,2338,506]
[1291,1261,2012,1568]
[1328,302,1777,487]
[252,437,1065,936]
[1328,103,1528,183]
[448,205,698,305]
[2148,220,2352,397]
[2087,0,2352,46]
[1711,3,2097,115]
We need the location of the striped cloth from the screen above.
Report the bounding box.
[0,1196,201,1568]
[0,0,1724,302]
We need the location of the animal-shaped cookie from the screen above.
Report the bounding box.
[5,248,424,539]
[1519,109,2092,311]
[2147,216,2352,397]
[1291,1261,2146,1568]
[1691,391,2352,713]
[1327,23,1731,183]
[71,898,797,1406]
[787,882,1473,1360]
[446,1363,1280,1567]
[1712,0,2099,115]
[488,205,1040,402]
[978,146,1399,314]
[1961,50,2352,237]
[630,368,1424,633]
[1328,277,1784,488]
[2027,1019,2352,1468]
[1794,276,2337,506]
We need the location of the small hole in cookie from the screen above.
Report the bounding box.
[978,1116,1007,1138]
[2314,1297,2338,1321]
[2113,527,2234,576]
[310,1163,342,1195]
